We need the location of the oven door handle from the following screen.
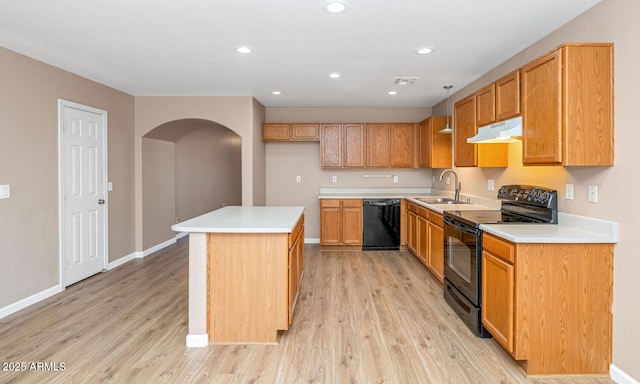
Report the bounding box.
[443,216,481,236]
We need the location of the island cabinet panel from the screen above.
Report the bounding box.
[207,215,304,343]
[521,43,614,166]
[418,116,452,168]
[365,123,390,167]
[481,232,613,375]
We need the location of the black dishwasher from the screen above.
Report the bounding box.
[362,199,401,250]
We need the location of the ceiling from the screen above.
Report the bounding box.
[0,0,600,108]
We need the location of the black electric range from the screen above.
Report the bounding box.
[442,185,558,338]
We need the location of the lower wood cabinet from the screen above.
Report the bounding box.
[320,199,362,247]
[288,218,305,323]
[405,201,445,283]
[481,232,613,375]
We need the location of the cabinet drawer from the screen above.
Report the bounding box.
[408,203,418,213]
[417,206,429,218]
[342,199,362,208]
[427,211,443,227]
[320,199,340,208]
[483,233,515,263]
[291,124,320,141]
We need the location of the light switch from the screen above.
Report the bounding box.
[107,182,113,192]
[487,179,495,191]
[0,184,10,199]
[393,176,398,183]
[296,176,302,183]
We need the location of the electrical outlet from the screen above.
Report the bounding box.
[107,182,113,192]
[393,175,398,183]
[332,175,337,183]
[588,185,598,203]
[0,184,10,199]
[296,175,302,183]
[432,176,435,183]
[565,184,574,200]
[487,179,495,191]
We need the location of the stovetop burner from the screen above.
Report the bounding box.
[443,185,558,228]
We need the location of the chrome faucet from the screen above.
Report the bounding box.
[439,169,461,202]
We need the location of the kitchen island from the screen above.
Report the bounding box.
[171,206,305,346]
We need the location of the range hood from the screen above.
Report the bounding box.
[467,116,522,144]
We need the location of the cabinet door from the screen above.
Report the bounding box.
[343,123,365,167]
[496,70,520,121]
[407,210,418,254]
[390,123,415,168]
[454,94,478,167]
[521,48,563,164]
[427,214,444,284]
[418,118,433,168]
[288,233,299,323]
[291,124,320,141]
[482,251,515,354]
[476,83,496,127]
[320,200,341,244]
[263,123,290,141]
[417,214,428,265]
[320,124,342,167]
[342,200,363,245]
[365,124,390,167]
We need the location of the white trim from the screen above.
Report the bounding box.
[143,238,177,257]
[106,251,139,270]
[58,99,109,287]
[175,231,189,240]
[611,364,640,384]
[305,238,320,244]
[186,334,209,348]
[0,285,63,319]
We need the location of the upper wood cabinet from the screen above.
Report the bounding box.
[521,43,614,166]
[320,123,364,168]
[454,95,508,167]
[343,124,365,167]
[320,124,342,167]
[365,123,391,167]
[418,116,452,168]
[476,83,496,127]
[263,123,320,142]
[496,70,520,121]
[390,123,416,168]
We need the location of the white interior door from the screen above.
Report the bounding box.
[60,101,108,286]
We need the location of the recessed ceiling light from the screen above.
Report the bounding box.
[272,91,282,95]
[236,46,252,54]
[388,91,398,95]
[416,47,434,55]
[329,72,341,79]
[324,1,349,14]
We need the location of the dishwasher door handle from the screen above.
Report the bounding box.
[364,199,400,206]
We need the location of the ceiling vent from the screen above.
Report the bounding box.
[394,77,419,86]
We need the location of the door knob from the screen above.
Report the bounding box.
[98,199,105,205]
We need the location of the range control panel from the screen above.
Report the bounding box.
[497,184,558,209]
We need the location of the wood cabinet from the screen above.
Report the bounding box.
[495,70,520,121]
[320,199,362,247]
[418,116,452,168]
[263,123,320,141]
[320,123,365,168]
[390,123,416,167]
[481,232,613,375]
[454,94,508,167]
[365,123,390,167]
[287,216,305,323]
[476,83,496,127]
[405,201,444,283]
[521,43,614,166]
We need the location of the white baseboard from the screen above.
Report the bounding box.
[106,251,138,270]
[142,237,177,257]
[0,284,63,319]
[305,237,320,244]
[611,364,640,384]
[186,334,209,348]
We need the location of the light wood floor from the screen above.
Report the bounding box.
[1,239,614,384]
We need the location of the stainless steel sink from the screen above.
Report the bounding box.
[415,197,469,205]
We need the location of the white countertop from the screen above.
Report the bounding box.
[171,206,305,233]
[481,212,618,243]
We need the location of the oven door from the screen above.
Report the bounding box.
[443,216,481,306]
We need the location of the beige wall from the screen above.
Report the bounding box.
[428,0,638,378]
[142,139,176,249]
[134,96,265,250]
[175,127,242,221]
[0,47,135,307]
[265,107,433,239]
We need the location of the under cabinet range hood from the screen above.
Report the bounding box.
[467,116,522,144]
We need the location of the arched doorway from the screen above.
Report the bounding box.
[141,118,242,251]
